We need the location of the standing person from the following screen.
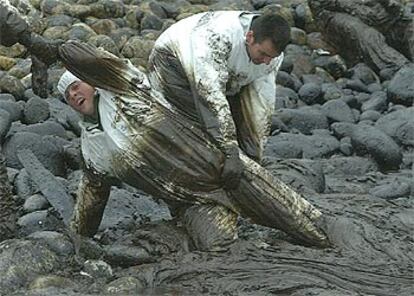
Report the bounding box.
[57,41,330,251]
[149,11,290,190]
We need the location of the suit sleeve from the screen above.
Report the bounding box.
[189,26,238,150]
[58,40,150,97]
[70,167,111,237]
[230,54,283,162]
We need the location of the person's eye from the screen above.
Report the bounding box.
[70,81,80,90]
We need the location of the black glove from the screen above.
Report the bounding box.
[21,33,62,97]
[221,142,243,190]
[33,35,62,65]
[21,33,62,65]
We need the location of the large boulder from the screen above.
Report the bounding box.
[298,82,323,105]
[121,36,155,68]
[321,156,378,176]
[387,64,414,106]
[17,210,64,236]
[265,131,339,159]
[28,231,74,258]
[264,158,325,193]
[46,98,82,136]
[3,132,66,176]
[87,34,120,56]
[23,97,50,124]
[361,91,388,113]
[8,121,66,139]
[347,63,380,85]
[276,107,329,134]
[0,109,11,142]
[351,124,403,171]
[0,239,60,294]
[0,75,25,100]
[375,107,414,147]
[322,99,355,123]
[0,100,23,121]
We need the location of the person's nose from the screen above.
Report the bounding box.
[68,89,77,103]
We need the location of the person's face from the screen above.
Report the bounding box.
[66,81,96,116]
[246,31,279,65]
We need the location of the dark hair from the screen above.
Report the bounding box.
[250,14,291,53]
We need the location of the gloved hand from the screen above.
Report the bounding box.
[19,32,62,97]
[221,142,243,190]
[20,32,62,65]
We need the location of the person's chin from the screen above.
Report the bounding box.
[77,107,87,116]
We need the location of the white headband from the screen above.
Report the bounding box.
[57,70,80,99]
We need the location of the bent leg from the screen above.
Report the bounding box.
[228,154,330,248]
[183,204,238,251]
[149,47,199,121]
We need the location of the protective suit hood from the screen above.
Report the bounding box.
[57,70,80,99]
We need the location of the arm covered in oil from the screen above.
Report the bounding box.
[58,40,150,97]
[70,167,111,237]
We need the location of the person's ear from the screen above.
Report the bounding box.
[246,30,255,45]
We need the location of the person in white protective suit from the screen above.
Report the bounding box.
[149,11,290,190]
[57,40,330,251]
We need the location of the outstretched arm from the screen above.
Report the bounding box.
[188,23,243,189]
[190,28,236,152]
[0,0,60,61]
[70,167,111,237]
[58,40,149,97]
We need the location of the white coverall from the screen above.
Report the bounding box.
[149,11,284,162]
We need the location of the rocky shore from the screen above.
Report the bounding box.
[0,0,413,295]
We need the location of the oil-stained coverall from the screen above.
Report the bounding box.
[149,11,284,164]
[59,41,330,251]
